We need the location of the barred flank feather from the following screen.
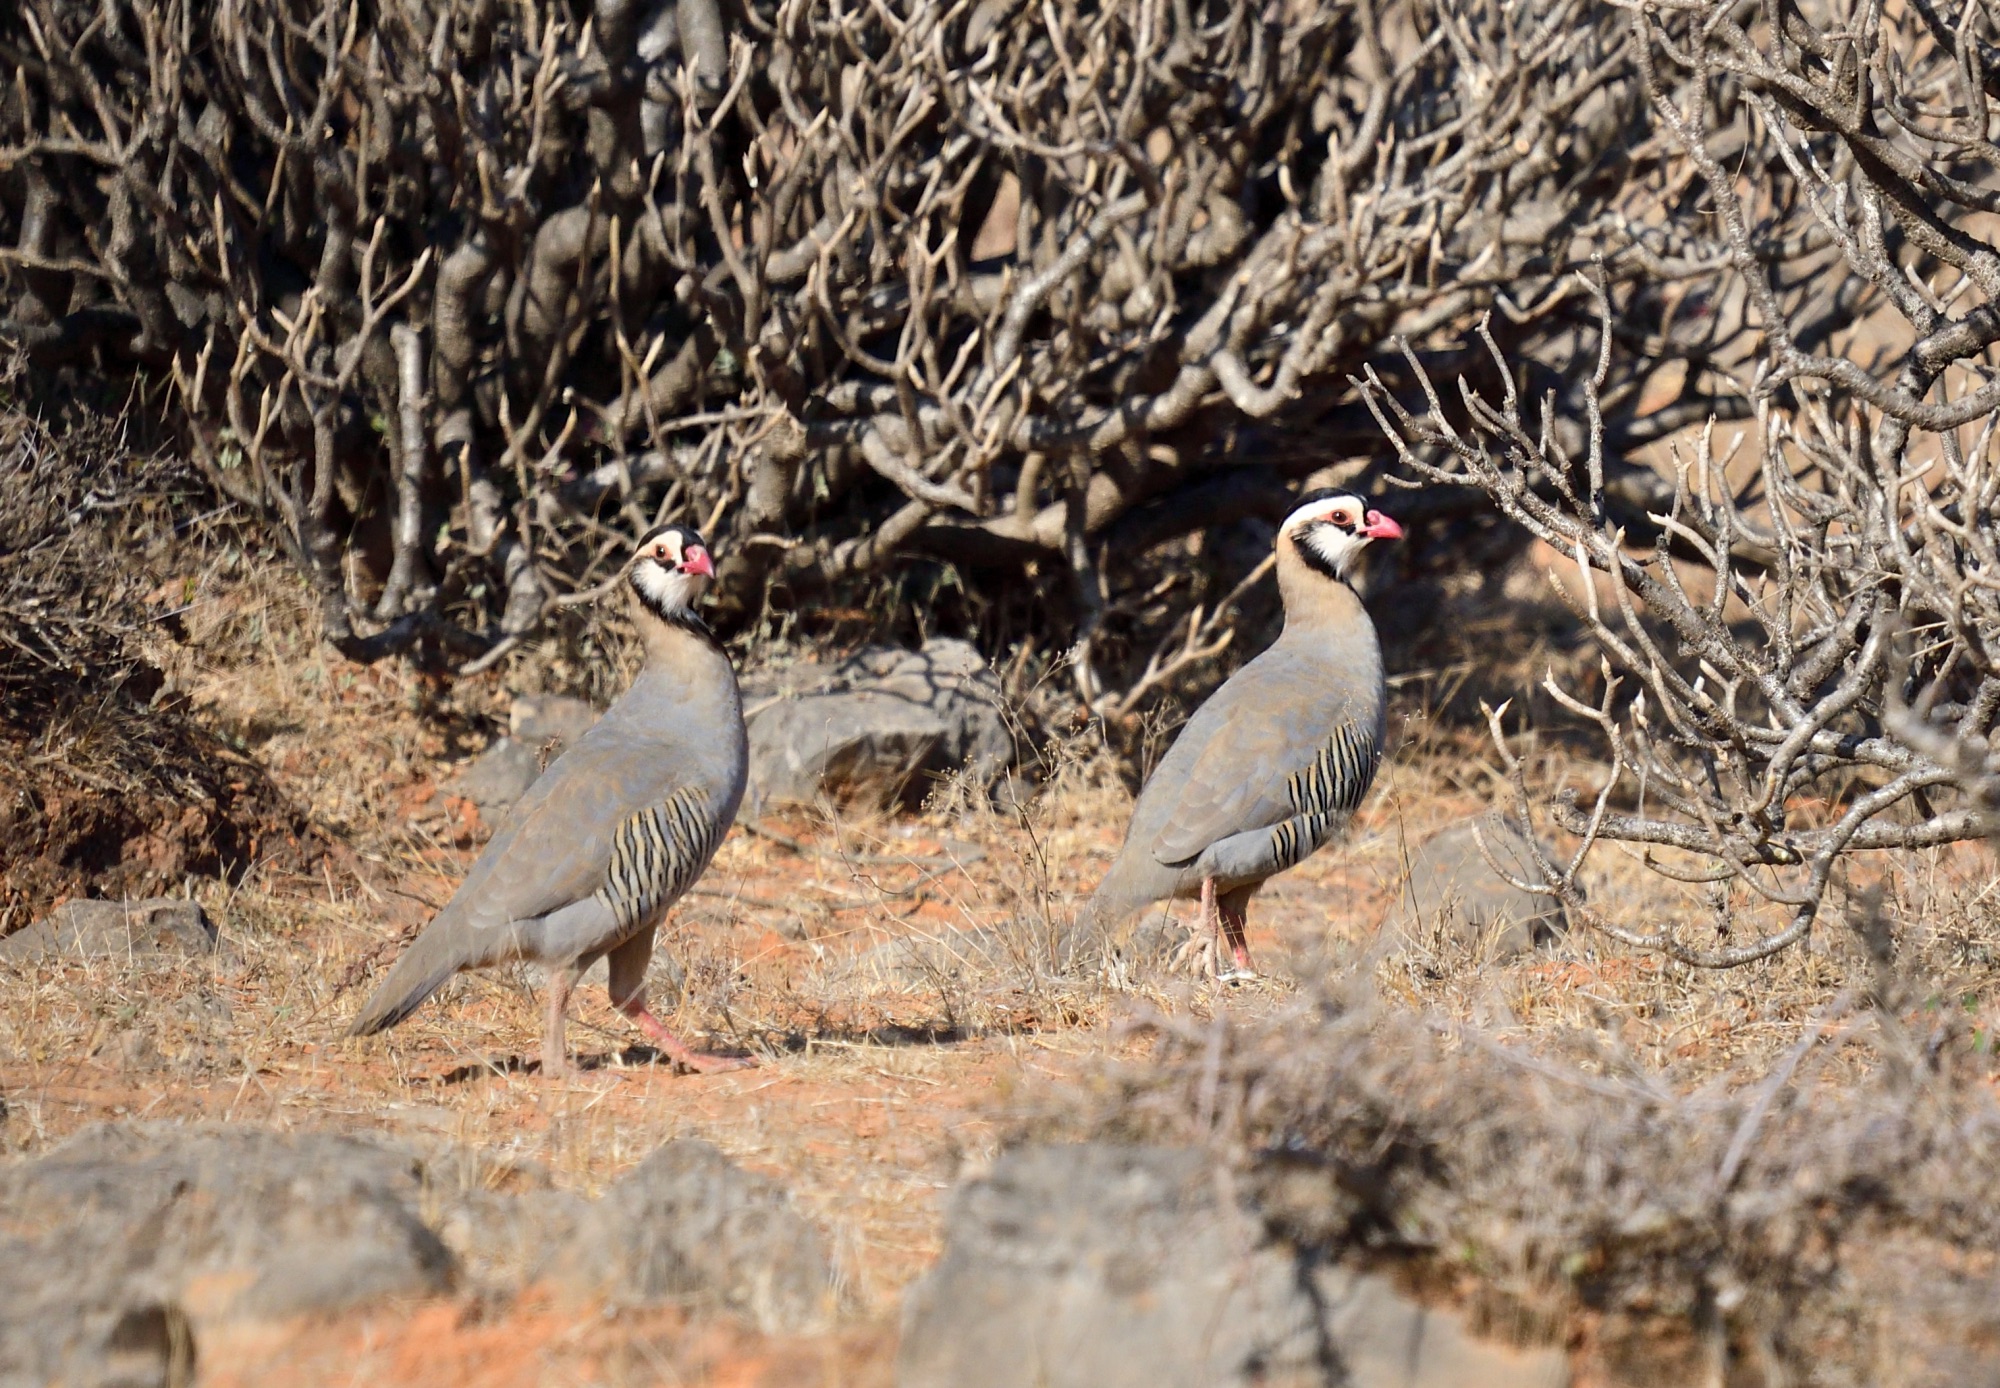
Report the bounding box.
[1270,722,1380,871]
[596,786,725,934]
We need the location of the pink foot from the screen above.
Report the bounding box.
[623,1003,755,1073]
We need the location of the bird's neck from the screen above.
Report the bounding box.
[1277,562,1371,636]
[632,599,733,687]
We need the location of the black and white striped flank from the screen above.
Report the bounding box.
[596,785,726,935]
[1269,721,1380,870]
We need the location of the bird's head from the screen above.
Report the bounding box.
[1281,490,1403,581]
[629,523,717,626]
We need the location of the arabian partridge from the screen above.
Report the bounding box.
[350,524,750,1075]
[1075,491,1402,979]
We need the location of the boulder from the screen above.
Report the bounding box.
[0,897,216,962]
[743,637,1012,813]
[508,693,599,747]
[898,1143,1567,1388]
[0,1125,453,1385]
[545,1138,835,1333]
[449,694,602,818]
[1387,815,1567,958]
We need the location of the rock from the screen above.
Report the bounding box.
[1387,815,1568,958]
[0,897,216,962]
[749,695,947,813]
[449,694,602,819]
[449,738,543,816]
[438,1187,587,1294]
[743,637,1012,814]
[898,1143,1568,1388]
[0,1125,453,1384]
[546,1138,834,1333]
[509,693,599,746]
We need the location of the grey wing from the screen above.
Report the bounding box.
[1146,655,1380,869]
[445,735,694,935]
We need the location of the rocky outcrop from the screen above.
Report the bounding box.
[0,1126,452,1385]
[0,1126,834,1386]
[545,1137,835,1333]
[899,1143,1569,1388]
[0,897,218,962]
[743,638,1015,813]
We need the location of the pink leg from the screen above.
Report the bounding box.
[615,993,754,1074]
[605,929,752,1074]
[542,964,578,1078]
[1217,891,1256,982]
[1198,877,1221,978]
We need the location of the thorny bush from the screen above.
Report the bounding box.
[1364,0,2000,964]
[3,0,1690,713]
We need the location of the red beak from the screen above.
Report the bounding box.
[679,545,715,577]
[1360,510,1404,540]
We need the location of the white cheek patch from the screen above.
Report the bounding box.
[632,562,688,610]
[1302,524,1361,576]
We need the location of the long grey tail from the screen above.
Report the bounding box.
[1059,878,1151,971]
[347,922,468,1036]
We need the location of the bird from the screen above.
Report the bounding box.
[348,522,750,1076]
[1073,491,1403,980]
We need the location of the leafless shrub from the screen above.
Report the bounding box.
[1361,0,2000,964]
[0,0,1696,708]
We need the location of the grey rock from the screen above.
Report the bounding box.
[0,898,216,963]
[509,693,599,746]
[743,638,1013,814]
[448,694,603,818]
[898,1143,1567,1388]
[0,1125,453,1385]
[438,1187,587,1294]
[1388,815,1568,959]
[449,737,543,816]
[546,1138,834,1333]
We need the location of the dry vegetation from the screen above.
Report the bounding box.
[7,0,2000,1378]
[4,505,2000,1382]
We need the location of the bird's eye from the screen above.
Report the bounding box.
[654,544,671,561]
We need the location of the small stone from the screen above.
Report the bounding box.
[0,898,217,962]
[449,738,542,816]
[508,694,599,746]
[1386,815,1569,959]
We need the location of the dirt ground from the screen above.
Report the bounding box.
[6,545,2000,1386]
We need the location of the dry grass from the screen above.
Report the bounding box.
[5,521,2000,1384]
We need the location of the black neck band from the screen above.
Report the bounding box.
[637,586,719,647]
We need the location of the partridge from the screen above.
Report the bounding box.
[1075,491,1402,979]
[349,523,750,1075]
